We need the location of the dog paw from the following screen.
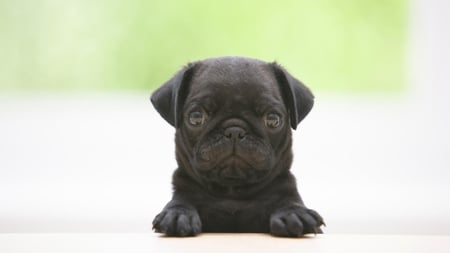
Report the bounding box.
[152,207,202,237]
[270,207,325,237]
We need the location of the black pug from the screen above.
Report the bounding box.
[150,56,324,237]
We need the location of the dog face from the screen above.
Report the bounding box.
[151,57,314,195]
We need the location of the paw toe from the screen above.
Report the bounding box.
[152,208,202,237]
[270,207,324,237]
[270,212,304,237]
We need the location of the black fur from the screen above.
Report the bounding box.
[151,56,324,237]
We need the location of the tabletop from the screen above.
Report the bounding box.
[1,233,450,253]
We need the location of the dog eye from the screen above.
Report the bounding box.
[265,113,281,128]
[188,111,206,126]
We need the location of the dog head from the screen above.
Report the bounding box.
[151,57,314,196]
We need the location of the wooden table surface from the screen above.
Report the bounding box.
[1,233,450,253]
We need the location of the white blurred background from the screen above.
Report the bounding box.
[1,0,449,234]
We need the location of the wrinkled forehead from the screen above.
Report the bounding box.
[186,61,283,105]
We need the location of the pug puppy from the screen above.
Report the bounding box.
[150,56,324,237]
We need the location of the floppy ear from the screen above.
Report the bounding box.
[271,63,314,130]
[150,63,196,127]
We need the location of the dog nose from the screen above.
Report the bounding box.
[224,126,246,140]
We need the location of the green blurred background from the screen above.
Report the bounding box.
[0,0,406,92]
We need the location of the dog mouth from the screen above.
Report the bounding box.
[198,155,270,186]
[193,134,273,186]
[217,156,251,181]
